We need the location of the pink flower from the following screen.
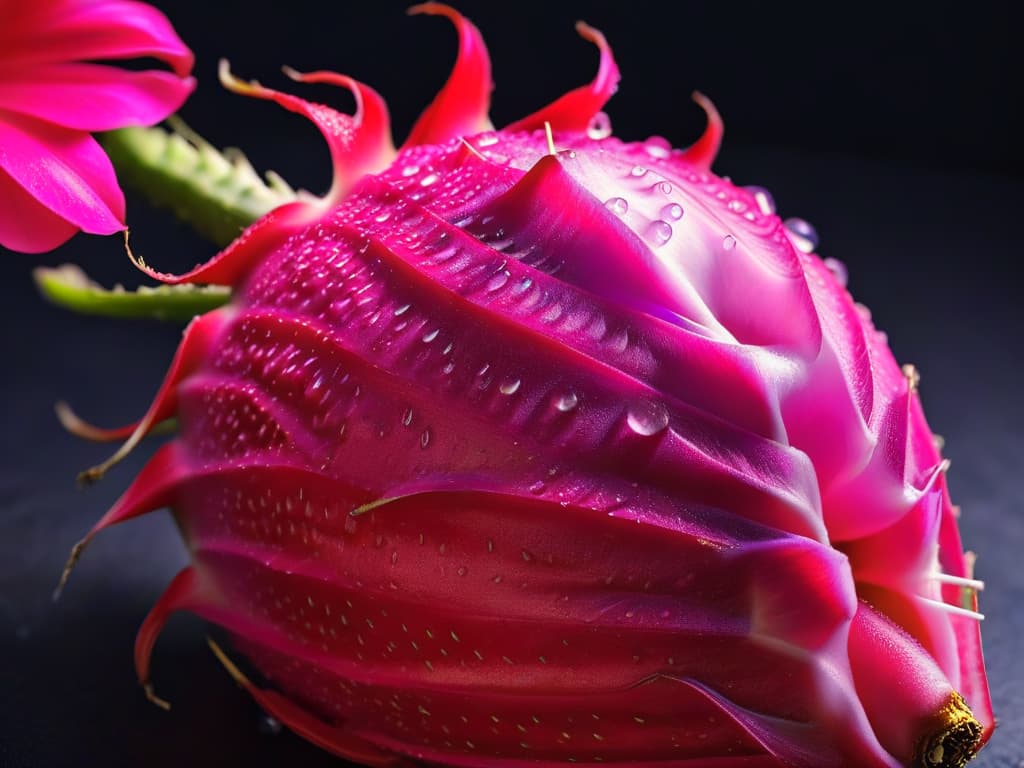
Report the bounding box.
[0,0,194,253]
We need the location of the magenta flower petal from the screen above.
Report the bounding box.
[0,63,195,132]
[0,167,79,253]
[0,111,124,236]
[0,0,193,77]
[0,0,194,253]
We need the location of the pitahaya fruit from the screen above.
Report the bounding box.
[61,4,993,766]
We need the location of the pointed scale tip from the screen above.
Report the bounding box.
[57,442,188,599]
[677,91,724,171]
[505,19,620,134]
[73,309,229,484]
[118,87,329,289]
[217,59,394,217]
[404,3,493,147]
[217,59,259,97]
[135,567,205,711]
[56,400,139,443]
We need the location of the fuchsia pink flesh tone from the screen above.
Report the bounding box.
[68,5,992,766]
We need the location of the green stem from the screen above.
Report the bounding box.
[101,117,297,248]
[34,264,230,322]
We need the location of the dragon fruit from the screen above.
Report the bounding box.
[61,4,992,766]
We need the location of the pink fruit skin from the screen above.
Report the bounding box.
[73,5,991,767]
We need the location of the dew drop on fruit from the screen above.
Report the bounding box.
[647,220,673,246]
[499,378,521,396]
[486,270,510,291]
[604,197,628,216]
[784,217,820,253]
[555,391,579,412]
[586,111,612,140]
[662,203,684,220]
[657,181,672,195]
[744,185,776,215]
[644,136,672,159]
[626,399,669,436]
[722,234,737,251]
[823,257,849,287]
[630,165,647,178]
[259,714,283,736]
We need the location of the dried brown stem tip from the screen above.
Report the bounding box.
[915,693,984,768]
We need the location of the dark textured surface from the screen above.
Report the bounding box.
[1,1,1021,765]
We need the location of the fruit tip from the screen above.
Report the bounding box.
[407,2,450,18]
[207,637,250,687]
[143,682,172,711]
[52,537,89,602]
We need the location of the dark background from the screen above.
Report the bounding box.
[2,1,1021,765]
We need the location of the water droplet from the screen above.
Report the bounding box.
[608,327,629,354]
[743,185,776,215]
[422,328,440,343]
[630,165,648,178]
[486,271,510,292]
[586,111,612,140]
[555,391,579,412]
[644,136,672,159]
[604,197,628,216]
[375,211,392,223]
[646,220,673,246]
[499,378,521,396]
[657,181,673,195]
[394,304,410,316]
[304,375,325,402]
[476,132,499,147]
[662,203,684,221]
[401,165,420,177]
[402,407,414,426]
[823,257,848,287]
[420,173,439,187]
[722,234,737,251]
[784,217,820,253]
[420,428,432,449]
[727,199,747,213]
[626,400,669,436]
[259,714,283,736]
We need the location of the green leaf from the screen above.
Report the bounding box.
[34,264,230,322]
[101,117,297,247]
